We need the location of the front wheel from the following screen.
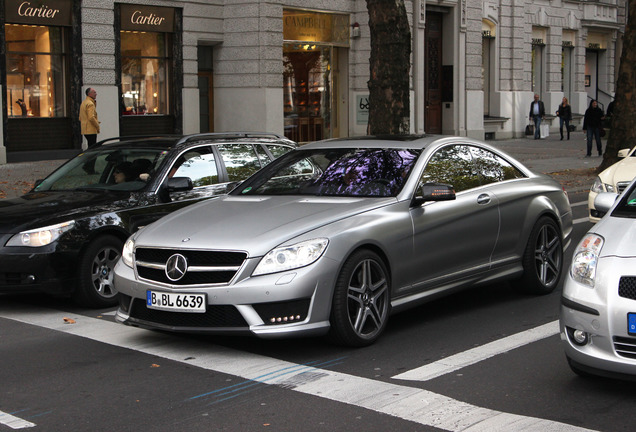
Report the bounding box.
[328,250,390,347]
[73,235,123,308]
[519,217,563,295]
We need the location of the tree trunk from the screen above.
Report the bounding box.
[598,0,636,171]
[366,0,411,135]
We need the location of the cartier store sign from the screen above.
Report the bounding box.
[120,4,175,33]
[5,0,71,26]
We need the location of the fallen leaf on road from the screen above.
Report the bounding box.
[151,364,160,368]
[63,317,76,324]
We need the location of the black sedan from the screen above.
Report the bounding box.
[0,133,295,308]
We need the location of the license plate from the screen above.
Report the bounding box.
[146,291,206,313]
[628,313,636,335]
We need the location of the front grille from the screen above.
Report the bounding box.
[617,181,630,194]
[128,298,248,328]
[618,277,636,301]
[614,336,636,359]
[135,247,247,286]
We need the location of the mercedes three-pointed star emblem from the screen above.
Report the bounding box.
[165,254,188,281]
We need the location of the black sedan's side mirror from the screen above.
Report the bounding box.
[412,182,456,207]
[167,176,193,192]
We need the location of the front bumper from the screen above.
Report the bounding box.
[113,255,340,338]
[560,256,636,376]
[0,242,78,295]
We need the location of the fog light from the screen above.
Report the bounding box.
[567,327,589,346]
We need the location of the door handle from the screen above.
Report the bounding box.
[477,194,491,205]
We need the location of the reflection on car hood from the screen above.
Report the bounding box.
[0,190,132,233]
[595,217,636,257]
[136,195,396,255]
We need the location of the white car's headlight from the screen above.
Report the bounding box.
[590,177,614,194]
[253,238,328,276]
[570,234,604,287]
[6,221,75,247]
[122,237,135,268]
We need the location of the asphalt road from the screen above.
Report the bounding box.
[2,188,635,432]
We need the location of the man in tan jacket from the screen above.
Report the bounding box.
[79,87,100,147]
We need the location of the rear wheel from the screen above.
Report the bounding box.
[73,235,122,308]
[519,217,563,294]
[328,250,390,347]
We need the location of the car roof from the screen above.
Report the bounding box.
[300,134,491,151]
[85,132,296,153]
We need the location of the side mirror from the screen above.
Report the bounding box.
[167,176,193,192]
[594,192,619,214]
[618,148,631,158]
[412,182,456,207]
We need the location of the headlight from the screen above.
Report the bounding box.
[122,237,135,268]
[6,221,75,247]
[590,177,614,193]
[253,238,328,276]
[570,234,604,287]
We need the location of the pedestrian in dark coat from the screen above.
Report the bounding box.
[556,97,572,140]
[582,99,605,157]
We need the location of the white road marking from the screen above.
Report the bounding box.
[393,321,559,382]
[0,410,35,429]
[0,306,595,432]
[573,217,591,225]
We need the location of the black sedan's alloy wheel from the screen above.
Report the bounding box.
[519,217,563,294]
[73,235,123,308]
[329,250,390,347]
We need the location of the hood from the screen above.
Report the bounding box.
[0,190,133,233]
[136,195,396,256]
[600,157,636,186]
[594,217,636,258]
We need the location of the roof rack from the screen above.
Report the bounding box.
[177,132,290,145]
[88,134,181,149]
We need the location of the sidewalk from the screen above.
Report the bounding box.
[0,132,601,200]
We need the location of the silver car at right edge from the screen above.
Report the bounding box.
[561,177,636,379]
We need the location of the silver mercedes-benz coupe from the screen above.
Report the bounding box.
[561,178,636,379]
[114,135,572,346]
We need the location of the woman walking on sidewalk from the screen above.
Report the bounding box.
[583,99,605,157]
[556,97,572,140]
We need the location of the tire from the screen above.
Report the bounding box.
[328,250,390,347]
[73,235,123,308]
[519,217,563,295]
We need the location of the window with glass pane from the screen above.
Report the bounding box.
[121,31,171,115]
[217,144,262,182]
[5,24,67,118]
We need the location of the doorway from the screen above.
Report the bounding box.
[198,46,214,133]
[425,12,443,134]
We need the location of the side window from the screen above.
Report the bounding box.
[170,147,219,187]
[217,144,262,182]
[266,144,293,159]
[468,146,526,185]
[420,145,481,193]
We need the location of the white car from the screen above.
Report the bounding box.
[589,146,636,222]
[561,178,636,379]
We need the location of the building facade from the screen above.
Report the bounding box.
[0,0,626,164]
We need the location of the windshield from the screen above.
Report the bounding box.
[34,147,170,192]
[235,148,420,197]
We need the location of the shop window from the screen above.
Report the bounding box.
[5,24,67,118]
[283,44,332,143]
[121,31,171,115]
